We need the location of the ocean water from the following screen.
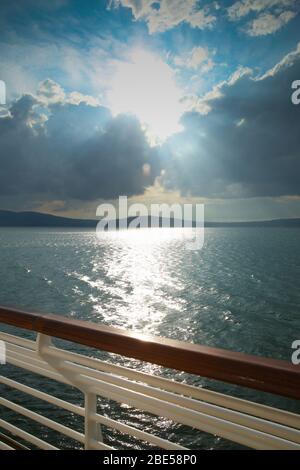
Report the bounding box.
[0,227,299,449]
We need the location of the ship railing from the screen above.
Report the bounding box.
[0,306,299,450]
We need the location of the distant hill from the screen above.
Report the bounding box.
[206,218,300,228]
[0,210,96,227]
[0,210,299,228]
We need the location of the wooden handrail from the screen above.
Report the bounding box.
[0,305,299,400]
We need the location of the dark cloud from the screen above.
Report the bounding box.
[162,47,300,198]
[1,46,300,210]
[0,87,160,203]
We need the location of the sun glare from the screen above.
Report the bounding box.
[107,48,184,144]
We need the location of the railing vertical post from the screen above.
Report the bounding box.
[84,392,102,450]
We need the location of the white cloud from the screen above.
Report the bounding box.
[183,87,223,115]
[184,66,252,114]
[228,0,298,36]
[37,79,101,107]
[174,46,214,72]
[109,0,216,33]
[185,42,300,117]
[259,42,300,78]
[162,44,300,199]
[228,0,296,20]
[67,92,101,107]
[0,31,128,103]
[37,79,66,104]
[247,10,297,35]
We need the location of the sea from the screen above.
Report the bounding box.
[0,227,299,449]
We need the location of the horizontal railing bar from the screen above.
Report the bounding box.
[5,339,300,444]
[2,351,185,449]
[0,431,29,450]
[5,350,63,381]
[91,413,187,450]
[0,306,299,399]
[0,419,58,450]
[0,331,36,350]
[1,357,185,450]
[0,397,85,444]
[5,353,70,386]
[44,352,300,444]
[58,366,300,449]
[0,376,84,417]
[5,343,57,370]
[4,333,300,431]
[2,331,300,451]
[38,341,300,430]
[89,440,115,450]
[0,441,14,450]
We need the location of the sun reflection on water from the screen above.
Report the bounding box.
[80,228,190,334]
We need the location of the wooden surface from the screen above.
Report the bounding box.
[0,305,299,400]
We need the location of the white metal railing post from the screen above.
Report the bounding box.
[36,333,104,449]
[84,393,103,450]
[36,334,85,392]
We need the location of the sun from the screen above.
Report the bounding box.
[107,47,184,145]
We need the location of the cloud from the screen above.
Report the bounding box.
[260,42,300,78]
[161,44,300,198]
[109,0,216,33]
[183,66,252,115]
[37,79,66,104]
[174,47,214,72]
[0,80,160,205]
[228,0,299,36]
[0,23,127,102]
[228,0,296,20]
[246,10,297,35]
[37,79,101,107]
[2,46,300,212]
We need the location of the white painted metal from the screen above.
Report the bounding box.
[0,397,85,444]
[0,419,58,450]
[42,354,300,443]
[0,442,14,450]
[29,335,300,429]
[0,330,299,451]
[91,412,187,450]
[84,392,101,450]
[0,376,84,416]
[0,332,36,350]
[5,337,300,431]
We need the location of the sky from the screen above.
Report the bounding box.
[0,0,300,221]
